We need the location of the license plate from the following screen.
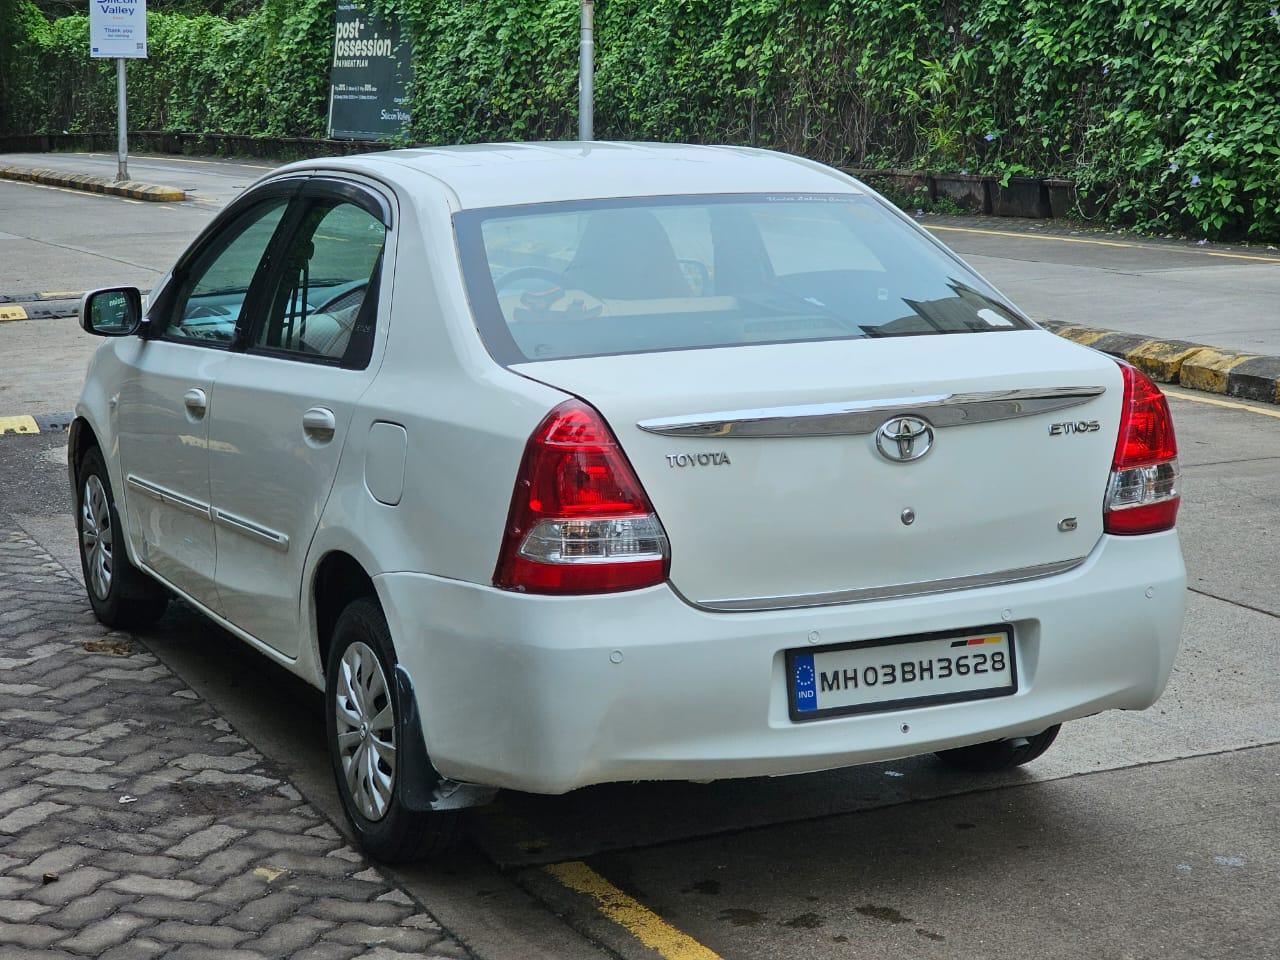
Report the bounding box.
[787,624,1016,721]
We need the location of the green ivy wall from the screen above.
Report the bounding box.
[0,0,333,138]
[2,0,1279,238]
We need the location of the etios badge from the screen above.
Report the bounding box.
[875,416,934,463]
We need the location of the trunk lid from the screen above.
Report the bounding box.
[512,330,1122,608]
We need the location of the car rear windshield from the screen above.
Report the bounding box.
[453,193,1032,364]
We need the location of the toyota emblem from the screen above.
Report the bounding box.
[875,416,934,463]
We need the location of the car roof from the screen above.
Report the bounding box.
[315,142,861,210]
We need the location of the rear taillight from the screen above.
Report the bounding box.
[1104,362,1180,535]
[494,399,670,594]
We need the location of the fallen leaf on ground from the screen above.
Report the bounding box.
[83,639,133,656]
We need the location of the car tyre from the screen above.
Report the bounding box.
[76,445,169,630]
[325,597,461,862]
[935,724,1061,773]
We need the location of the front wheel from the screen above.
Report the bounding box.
[76,446,168,630]
[935,725,1061,773]
[325,597,461,862]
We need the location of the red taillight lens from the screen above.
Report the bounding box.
[494,400,670,594]
[1104,363,1180,535]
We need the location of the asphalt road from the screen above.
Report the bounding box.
[0,154,266,416]
[0,152,260,294]
[1,155,1277,959]
[931,219,1280,355]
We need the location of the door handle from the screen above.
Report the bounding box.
[183,388,207,418]
[303,406,337,442]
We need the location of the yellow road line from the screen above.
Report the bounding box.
[153,156,274,171]
[1164,388,1280,420]
[0,415,40,435]
[545,861,722,960]
[926,224,1280,264]
[1198,250,1280,263]
[928,224,1132,249]
[83,152,276,171]
[38,291,79,299]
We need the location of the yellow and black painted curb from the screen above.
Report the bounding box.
[1042,319,1280,406]
[0,164,186,202]
[0,290,81,322]
[0,411,74,438]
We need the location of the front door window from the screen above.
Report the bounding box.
[167,199,290,346]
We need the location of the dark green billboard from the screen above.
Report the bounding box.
[327,1,412,141]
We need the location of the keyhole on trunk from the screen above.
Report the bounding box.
[901,507,916,526]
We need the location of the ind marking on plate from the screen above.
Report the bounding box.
[793,653,818,713]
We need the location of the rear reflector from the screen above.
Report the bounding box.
[1104,363,1180,535]
[495,400,670,594]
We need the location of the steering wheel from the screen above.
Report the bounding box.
[495,267,566,291]
[314,280,369,315]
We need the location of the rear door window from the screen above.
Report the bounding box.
[455,194,1030,364]
[249,198,386,367]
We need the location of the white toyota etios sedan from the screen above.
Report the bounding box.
[72,143,1186,860]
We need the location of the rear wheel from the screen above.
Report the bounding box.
[935,725,1061,773]
[325,597,460,862]
[76,446,168,629]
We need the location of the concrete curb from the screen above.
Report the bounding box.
[0,163,186,201]
[0,411,73,436]
[0,294,81,322]
[1,290,158,323]
[1042,320,1280,405]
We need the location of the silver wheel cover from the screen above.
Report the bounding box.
[81,475,113,601]
[334,640,397,821]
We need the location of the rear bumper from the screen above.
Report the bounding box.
[377,532,1185,794]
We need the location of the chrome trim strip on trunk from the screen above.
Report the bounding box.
[637,386,1106,438]
[687,556,1088,612]
[125,475,210,519]
[210,508,290,552]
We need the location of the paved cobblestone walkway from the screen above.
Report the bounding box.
[0,525,471,960]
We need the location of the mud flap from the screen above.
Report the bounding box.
[394,665,497,812]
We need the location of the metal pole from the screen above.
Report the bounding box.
[579,0,594,142]
[115,58,129,182]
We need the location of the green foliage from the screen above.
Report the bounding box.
[376,0,1280,238]
[6,0,1280,238]
[2,0,332,138]
[952,0,1280,236]
[862,175,966,217]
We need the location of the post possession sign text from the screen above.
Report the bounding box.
[328,0,412,141]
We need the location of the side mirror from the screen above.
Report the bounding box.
[80,287,142,337]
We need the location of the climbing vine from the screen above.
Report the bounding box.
[5,0,1280,237]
